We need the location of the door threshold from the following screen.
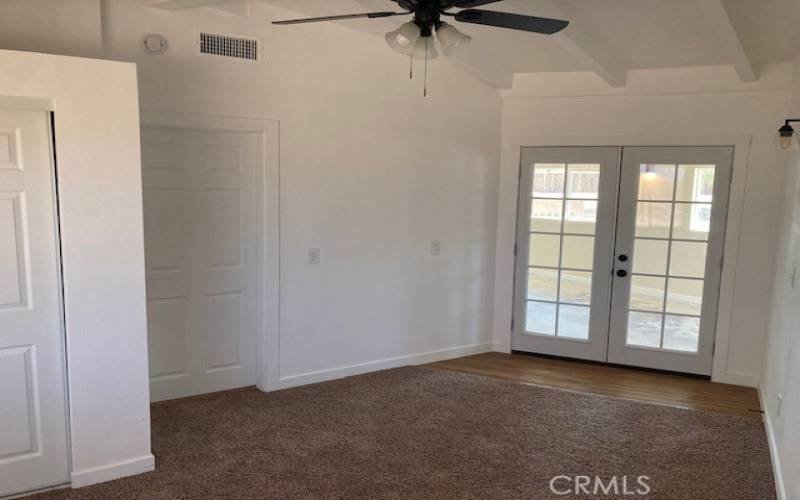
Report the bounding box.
[511,350,711,380]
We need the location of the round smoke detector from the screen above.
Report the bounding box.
[142,34,168,55]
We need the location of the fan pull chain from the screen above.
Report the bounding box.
[424,37,429,97]
[409,53,413,80]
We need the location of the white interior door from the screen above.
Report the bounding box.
[141,127,261,402]
[0,109,69,496]
[607,147,733,375]
[512,147,621,361]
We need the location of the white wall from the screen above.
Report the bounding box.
[0,0,502,484]
[495,65,793,386]
[0,50,153,486]
[96,0,502,387]
[761,54,800,500]
[0,0,103,58]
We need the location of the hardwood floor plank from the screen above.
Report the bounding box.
[427,352,762,419]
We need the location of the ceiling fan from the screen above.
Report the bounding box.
[274,0,569,57]
[273,1,569,94]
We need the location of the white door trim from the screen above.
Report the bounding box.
[493,134,752,385]
[140,111,281,393]
[0,96,54,112]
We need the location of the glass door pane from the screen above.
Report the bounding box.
[526,163,598,341]
[625,163,712,353]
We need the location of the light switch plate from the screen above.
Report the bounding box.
[431,240,442,256]
[308,248,320,265]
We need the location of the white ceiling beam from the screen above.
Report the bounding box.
[148,0,227,10]
[212,0,250,17]
[148,0,250,17]
[698,0,758,82]
[544,1,627,87]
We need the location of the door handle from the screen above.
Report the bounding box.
[616,269,628,278]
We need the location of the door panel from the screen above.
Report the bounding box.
[513,147,621,361]
[0,110,69,496]
[141,127,260,402]
[607,147,733,375]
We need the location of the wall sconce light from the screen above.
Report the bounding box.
[778,119,800,150]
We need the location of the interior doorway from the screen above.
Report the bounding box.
[512,146,733,376]
[141,126,263,402]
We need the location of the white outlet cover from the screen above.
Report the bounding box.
[308,248,320,265]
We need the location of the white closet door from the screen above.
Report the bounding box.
[0,109,69,496]
[141,127,260,402]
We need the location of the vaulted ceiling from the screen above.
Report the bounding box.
[148,0,800,88]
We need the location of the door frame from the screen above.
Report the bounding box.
[494,134,752,385]
[140,111,281,393]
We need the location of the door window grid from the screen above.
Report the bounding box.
[527,164,598,339]
[626,164,714,353]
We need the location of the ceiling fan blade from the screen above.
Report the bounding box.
[273,11,409,26]
[452,0,505,7]
[454,9,569,35]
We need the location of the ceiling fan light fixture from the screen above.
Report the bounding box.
[436,23,471,56]
[411,36,439,60]
[385,21,421,55]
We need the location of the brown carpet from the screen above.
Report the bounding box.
[33,367,775,500]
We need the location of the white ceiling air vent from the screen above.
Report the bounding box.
[198,32,261,62]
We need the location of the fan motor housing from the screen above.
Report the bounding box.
[412,0,445,35]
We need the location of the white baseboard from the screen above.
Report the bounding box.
[711,370,759,388]
[492,340,511,353]
[70,454,155,489]
[274,341,493,390]
[759,386,786,500]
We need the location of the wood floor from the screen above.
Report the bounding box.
[428,352,762,419]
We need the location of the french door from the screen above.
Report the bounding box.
[513,146,733,376]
